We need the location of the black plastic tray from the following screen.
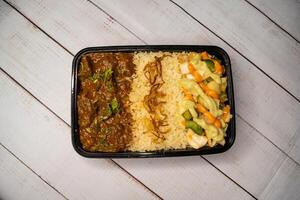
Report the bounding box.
[71,45,235,158]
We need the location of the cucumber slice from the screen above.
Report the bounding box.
[186,120,204,135]
[182,110,192,120]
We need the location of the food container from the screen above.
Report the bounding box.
[71,45,235,158]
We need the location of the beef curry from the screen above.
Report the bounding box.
[77,53,135,152]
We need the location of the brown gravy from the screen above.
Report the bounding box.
[77,53,135,152]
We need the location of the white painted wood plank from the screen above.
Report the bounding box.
[118,117,286,197]
[7,0,300,164]
[2,0,300,198]
[173,0,300,100]
[247,0,300,41]
[0,3,253,199]
[289,128,300,165]
[90,0,300,163]
[0,72,157,200]
[7,0,141,53]
[260,158,300,200]
[119,117,292,198]
[0,2,72,124]
[0,145,65,200]
[0,71,253,200]
[204,117,285,196]
[117,156,253,200]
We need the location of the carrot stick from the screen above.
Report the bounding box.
[197,103,222,128]
[222,105,231,122]
[196,103,207,114]
[206,90,219,99]
[188,63,203,82]
[183,89,194,101]
[213,60,223,75]
[199,83,219,99]
[203,112,216,124]
[200,51,209,60]
[214,119,221,128]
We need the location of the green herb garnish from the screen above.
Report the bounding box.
[110,98,119,114]
[99,137,107,144]
[107,81,114,91]
[88,73,101,81]
[103,68,113,81]
[88,68,113,82]
[101,105,112,120]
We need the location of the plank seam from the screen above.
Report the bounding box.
[1,2,163,198]
[0,67,69,126]
[85,2,300,198]
[2,0,73,56]
[2,0,254,196]
[86,0,147,44]
[237,113,300,166]
[201,156,258,199]
[0,65,162,200]
[2,0,296,198]
[169,0,300,103]
[1,0,253,196]
[244,0,300,44]
[110,160,163,200]
[0,142,69,200]
[257,156,289,198]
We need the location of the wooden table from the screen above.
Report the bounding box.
[1,0,299,199]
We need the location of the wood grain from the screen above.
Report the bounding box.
[118,116,287,197]
[6,0,141,53]
[0,145,65,200]
[3,0,300,196]
[247,0,300,41]
[0,1,72,124]
[0,70,253,200]
[173,0,300,100]
[116,156,255,200]
[260,158,300,200]
[289,128,300,164]
[90,0,300,163]
[0,1,251,199]
[0,71,158,200]
[7,0,300,164]
[1,0,300,199]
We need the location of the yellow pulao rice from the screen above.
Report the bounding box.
[128,52,188,151]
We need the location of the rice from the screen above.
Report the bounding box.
[128,52,188,151]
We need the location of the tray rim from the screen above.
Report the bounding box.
[71,45,236,158]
